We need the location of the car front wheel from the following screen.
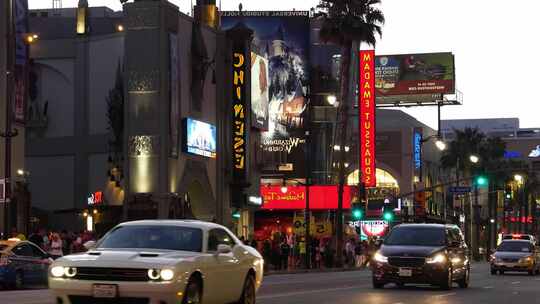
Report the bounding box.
[183,277,202,304]
[458,267,470,288]
[237,274,256,304]
[440,268,452,290]
[372,276,385,289]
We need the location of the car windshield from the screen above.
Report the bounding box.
[384,226,445,246]
[97,225,203,252]
[497,241,532,253]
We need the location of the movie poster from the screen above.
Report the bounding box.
[250,51,269,130]
[222,11,310,177]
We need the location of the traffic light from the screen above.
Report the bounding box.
[382,205,394,222]
[475,175,488,187]
[352,203,365,220]
[505,187,512,200]
[232,210,241,219]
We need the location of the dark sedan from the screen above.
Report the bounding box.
[0,239,52,289]
[371,224,470,290]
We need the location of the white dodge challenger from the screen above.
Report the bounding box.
[49,220,263,304]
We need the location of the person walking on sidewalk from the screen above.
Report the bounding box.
[280,238,291,271]
[262,239,271,271]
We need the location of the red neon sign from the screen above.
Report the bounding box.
[260,186,352,210]
[359,50,376,187]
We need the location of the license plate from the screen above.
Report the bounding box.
[92,284,117,298]
[399,268,412,277]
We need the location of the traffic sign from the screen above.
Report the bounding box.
[449,186,471,194]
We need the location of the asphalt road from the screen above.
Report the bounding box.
[4,263,540,304]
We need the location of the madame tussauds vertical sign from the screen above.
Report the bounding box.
[359,50,376,187]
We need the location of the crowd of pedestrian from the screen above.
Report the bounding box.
[250,233,382,272]
[7,227,97,259]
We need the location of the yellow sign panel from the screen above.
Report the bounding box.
[293,215,333,238]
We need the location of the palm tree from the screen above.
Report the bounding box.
[441,128,510,258]
[316,0,385,267]
[441,127,486,179]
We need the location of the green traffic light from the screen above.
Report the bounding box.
[352,209,363,220]
[476,176,488,186]
[232,212,241,219]
[383,211,393,221]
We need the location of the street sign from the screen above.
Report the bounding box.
[449,186,471,194]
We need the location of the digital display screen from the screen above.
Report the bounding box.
[183,118,216,158]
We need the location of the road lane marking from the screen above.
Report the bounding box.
[483,286,494,289]
[511,281,521,285]
[435,293,456,298]
[258,285,363,299]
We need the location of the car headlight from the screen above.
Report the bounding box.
[51,266,65,278]
[519,256,534,264]
[160,269,175,281]
[148,269,161,280]
[426,253,447,264]
[373,252,388,263]
[64,267,77,278]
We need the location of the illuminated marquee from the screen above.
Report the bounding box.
[359,50,376,187]
[232,52,247,179]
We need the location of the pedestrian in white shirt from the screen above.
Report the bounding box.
[49,233,63,259]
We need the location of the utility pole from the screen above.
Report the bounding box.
[1,0,18,238]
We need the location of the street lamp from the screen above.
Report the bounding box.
[280,185,288,194]
[469,154,480,164]
[326,95,337,106]
[514,174,524,184]
[435,139,447,151]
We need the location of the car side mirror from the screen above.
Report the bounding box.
[216,244,232,255]
[83,240,96,250]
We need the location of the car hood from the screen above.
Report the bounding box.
[380,245,445,257]
[494,251,532,259]
[54,250,200,268]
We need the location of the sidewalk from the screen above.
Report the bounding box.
[265,267,368,276]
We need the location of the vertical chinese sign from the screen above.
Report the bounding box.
[232,50,247,182]
[359,50,376,187]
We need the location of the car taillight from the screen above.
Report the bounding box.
[0,255,10,266]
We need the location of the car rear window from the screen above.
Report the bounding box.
[97,225,203,252]
[384,226,445,246]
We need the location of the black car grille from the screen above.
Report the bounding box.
[502,258,519,263]
[388,257,426,268]
[74,267,149,282]
[68,296,149,304]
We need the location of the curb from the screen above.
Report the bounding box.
[264,267,368,276]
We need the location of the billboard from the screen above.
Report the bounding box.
[182,118,216,158]
[260,185,352,210]
[375,52,455,104]
[359,50,376,187]
[251,51,269,130]
[349,220,389,240]
[222,11,310,177]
